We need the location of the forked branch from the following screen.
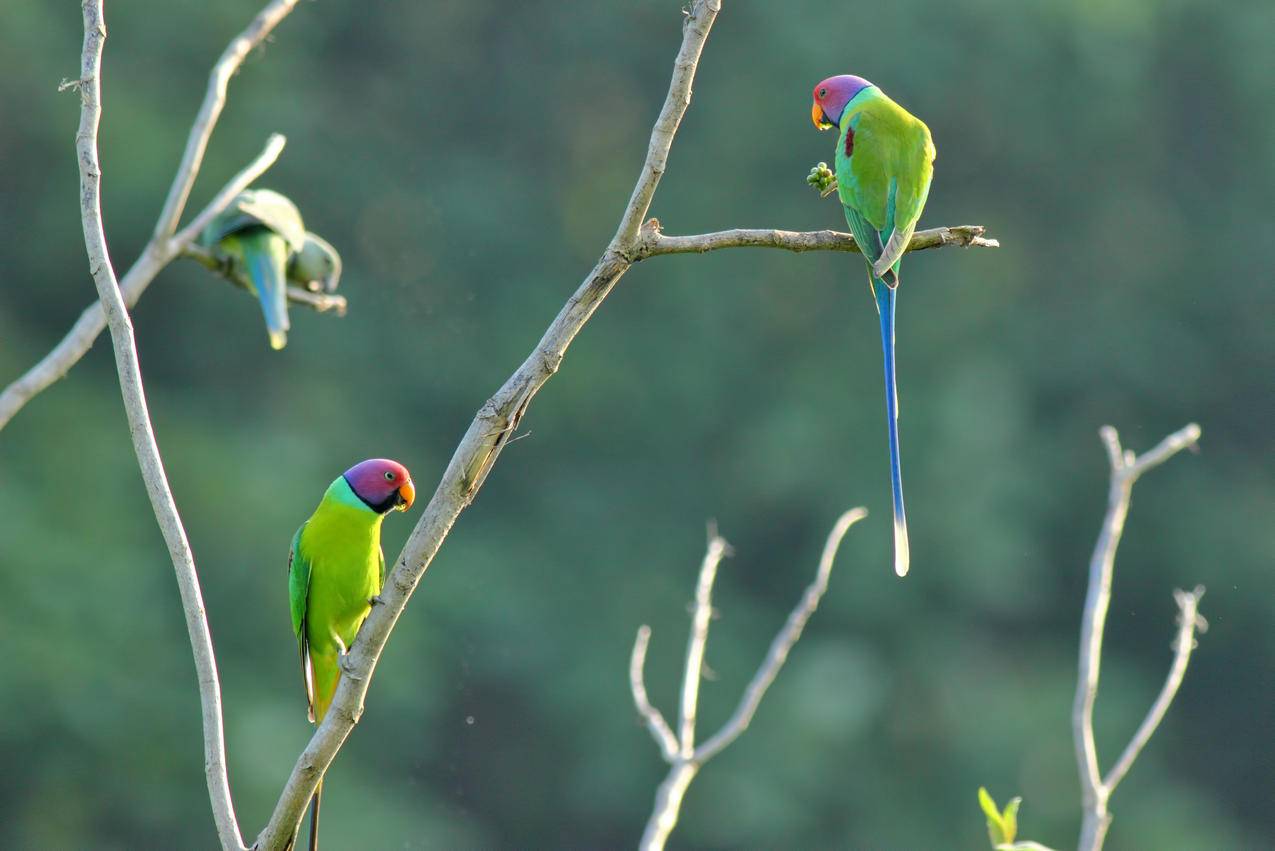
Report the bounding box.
[1072,423,1205,851]
[632,509,866,851]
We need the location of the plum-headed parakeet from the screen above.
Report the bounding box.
[812,74,935,577]
[201,189,343,349]
[287,458,415,850]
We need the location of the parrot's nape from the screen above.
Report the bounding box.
[287,458,415,850]
[811,74,936,577]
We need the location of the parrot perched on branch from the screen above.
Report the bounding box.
[201,188,342,349]
[811,74,935,578]
[287,458,415,850]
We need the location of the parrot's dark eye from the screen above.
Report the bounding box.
[384,471,395,481]
[818,87,827,98]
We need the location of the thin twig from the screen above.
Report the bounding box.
[154,0,301,239]
[679,533,730,755]
[637,221,999,258]
[72,4,246,849]
[611,1,722,249]
[1072,423,1203,851]
[695,507,867,763]
[635,509,865,851]
[0,0,300,432]
[1103,587,1206,794]
[631,625,680,762]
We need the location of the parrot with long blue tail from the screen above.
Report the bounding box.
[201,189,342,348]
[811,74,935,577]
[287,458,416,850]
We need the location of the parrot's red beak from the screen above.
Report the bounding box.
[812,101,831,130]
[396,479,415,511]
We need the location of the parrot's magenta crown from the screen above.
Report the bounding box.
[343,458,415,514]
[812,74,874,129]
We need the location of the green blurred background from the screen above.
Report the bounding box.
[1,1,1271,848]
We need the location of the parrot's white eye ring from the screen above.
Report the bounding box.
[384,471,395,481]
[818,87,827,98]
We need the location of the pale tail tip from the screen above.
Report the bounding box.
[268,330,288,350]
[893,518,910,577]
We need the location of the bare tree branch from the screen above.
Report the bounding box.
[154,0,301,239]
[72,4,246,849]
[0,0,300,433]
[695,507,867,763]
[679,531,731,755]
[634,509,865,851]
[630,625,680,762]
[1072,423,1203,851]
[637,220,999,258]
[1102,587,1206,795]
[611,1,722,248]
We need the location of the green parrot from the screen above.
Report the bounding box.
[288,458,416,850]
[812,75,935,577]
[201,189,342,348]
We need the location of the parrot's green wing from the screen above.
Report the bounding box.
[835,98,935,278]
[202,188,306,253]
[287,524,316,722]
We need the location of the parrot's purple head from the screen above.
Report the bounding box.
[812,75,873,130]
[343,458,415,514]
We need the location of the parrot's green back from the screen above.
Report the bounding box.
[834,88,934,256]
[203,188,306,251]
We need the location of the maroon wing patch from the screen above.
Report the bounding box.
[844,124,855,158]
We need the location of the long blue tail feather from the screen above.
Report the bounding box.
[243,232,290,350]
[872,276,910,577]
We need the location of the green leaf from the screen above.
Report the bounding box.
[978,787,1008,847]
[996,842,1059,851]
[1001,797,1022,842]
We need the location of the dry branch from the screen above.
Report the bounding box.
[72,3,247,848]
[0,0,302,432]
[637,220,998,257]
[632,509,866,851]
[1072,423,1204,851]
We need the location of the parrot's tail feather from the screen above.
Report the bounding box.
[308,779,322,851]
[873,278,910,577]
[244,233,291,350]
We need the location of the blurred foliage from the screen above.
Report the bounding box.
[1,0,1273,848]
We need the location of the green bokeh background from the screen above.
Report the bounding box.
[1,1,1271,848]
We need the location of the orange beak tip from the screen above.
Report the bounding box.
[399,480,416,511]
[811,102,832,130]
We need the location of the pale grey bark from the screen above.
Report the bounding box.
[72,2,247,848]
[633,510,867,851]
[1072,424,1205,851]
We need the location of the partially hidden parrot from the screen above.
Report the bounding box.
[812,75,935,577]
[201,188,343,349]
[287,458,415,851]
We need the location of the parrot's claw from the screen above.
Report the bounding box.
[369,594,385,607]
[820,181,839,198]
